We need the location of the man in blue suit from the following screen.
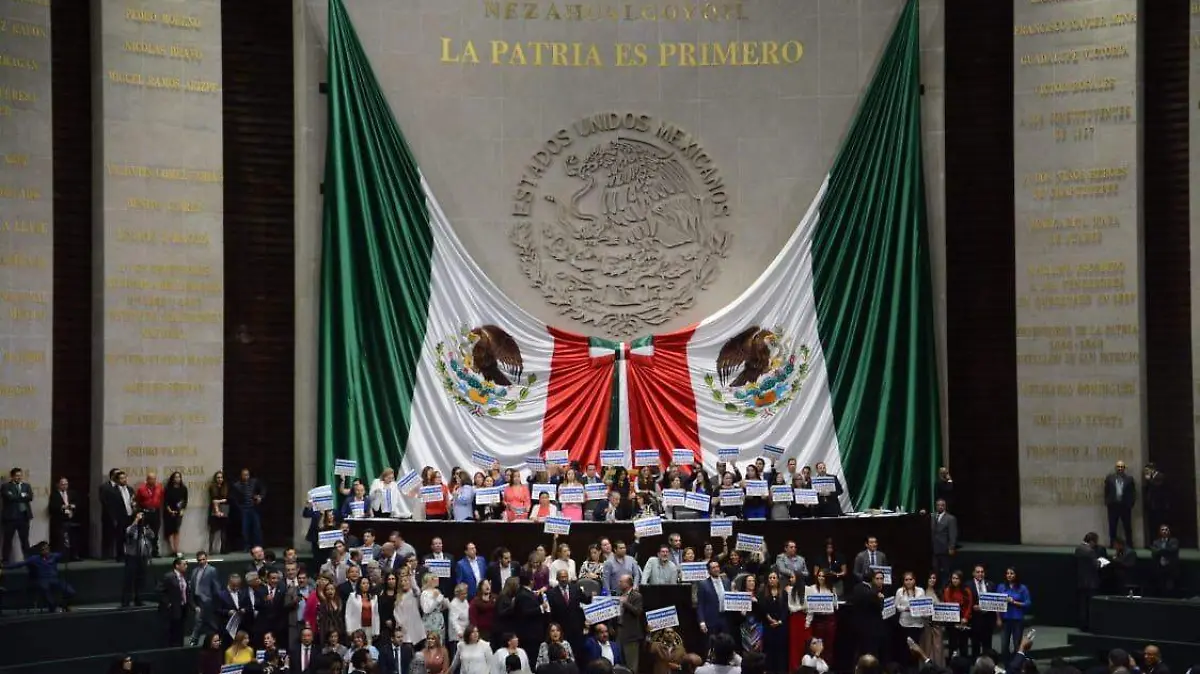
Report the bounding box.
[2,541,74,611]
[581,623,623,665]
[696,560,731,639]
[454,542,489,598]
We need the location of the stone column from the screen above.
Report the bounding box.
[91,0,223,554]
[1013,0,1145,545]
[0,0,52,558]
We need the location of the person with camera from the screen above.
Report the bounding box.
[122,510,156,607]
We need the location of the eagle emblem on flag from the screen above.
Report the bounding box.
[704,326,810,419]
[435,324,537,417]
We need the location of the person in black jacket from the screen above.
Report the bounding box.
[1074,532,1103,630]
[515,571,548,663]
[850,570,887,663]
[159,556,192,646]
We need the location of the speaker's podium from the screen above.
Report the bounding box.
[1068,596,1200,664]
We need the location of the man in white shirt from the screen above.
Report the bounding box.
[292,627,318,674]
[584,623,622,665]
[642,544,680,585]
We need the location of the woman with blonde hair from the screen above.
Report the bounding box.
[371,468,403,518]
[224,630,254,665]
[547,542,576,588]
[421,572,452,643]
[395,574,427,646]
[413,631,450,674]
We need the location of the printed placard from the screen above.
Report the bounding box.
[256,650,266,662]
[333,459,358,477]
[309,485,334,511]
[744,480,769,497]
[735,533,764,554]
[762,444,785,460]
[882,596,896,620]
[349,501,365,518]
[634,516,663,538]
[723,591,752,612]
[584,598,620,624]
[718,447,740,461]
[420,485,444,503]
[559,485,585,504]
[685,492,711,512]
[646,606,680,632]
[933,602,961,623]
[870,566,893,585]
[634,449,659,467]
[600,449,626,467]
[474,486,502,505]
[680,562,708,582]
[793,489,819,505]
[813,476,837,494]
[672,448,695,465]
[661,489,686,507]
[526,456,547,472]
[318,530,343,549]
[532,483,557,500]
[358,547,375,563]
[545,450,570,466]
[720,488,744,506]
[397,470,421,495]
[909,597,934,618]
[543,516,572,536]
[979,593,1009,613]
[710,517,734,538]
[220,665,244,674]
[585,482,609,500]
[471,450,498,467]
[770,485,793,502]
[426,559,452,578]
[807,593,836,614]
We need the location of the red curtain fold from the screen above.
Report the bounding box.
[626,328,701,463]
[542,327,615,470]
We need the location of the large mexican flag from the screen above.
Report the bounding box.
[318,0,940,511]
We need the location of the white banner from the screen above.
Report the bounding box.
[584,598,620,624]
[719,447,740,461]
[710,518,734,538]
[933,602,961,623]
[318,530,343,549]
[397,471,421,495]
[532,483,557,500]
[735,533,764,554]
[543,516,572,536]
[979,593,1009,613]
[601,450,625,467]
[559,486,585,503]
[745,480,769,497]
[685,492,711,512]
[420,485,444,503]
[813,476,837,494]
[662,489,686,507]
[882,596,896,620]
[545,449,570,465]
[807,593,836,614]
[634,449,659,467]
[723,591,752,612]
[720,488,744,505]
[585,482,609,500]
[909,597,934,618]
[471,450,497,467]
[672,448,695,465]
[770,485,793,502]
[634,516,663,537]
[475,486,502,505]
[762,444,785,460]
[646,606,680,631]
[794,488,818,505]
[427,559,452,578]
[680,562,708,582]
[334,459,358,477]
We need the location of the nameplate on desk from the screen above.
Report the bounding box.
[762,444,785,459]
[671,448,695,465]
[532,483,557,500]
[735,533,764,554]
[317,530,343,549]
[870,565,892,585]
[979,592,1008,613]
[634,449,659,467]
[882,596,896,619]
[662,489,686,507]
[475,486,502,505]
[419,485,443,503]
[334,459,358,477]
[723,591,752,612]
[770,485,793,502]
[646,606,680,631]
[471,450,497,468]
[525,456,547,472]
[585,482,609,500]
[634,516,663,538]
[720,488,744,506]
[710,517,734,538]
[680,562,708,582]
[685,492,711,512]
[718,447,740,461]
[543,516,571,536]
[793,488,818,505]
[744,480,768,497]
[807,593,836,614]
[427,559,452,578]
[909,597,934,617]
[397,470,421,494]
[545,449,570,466]
[813,476,837,494]
[933,602,961,623]
[349,501,365,518]
[559,486,585,503]
[601,449,626,467]
[584,598,620,624]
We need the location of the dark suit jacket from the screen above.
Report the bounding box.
[1144,472,1168,512]
[290,644,322,674]
[696,575,731,633]
[0,481,33,522]
[486,561,522,592]
[814,474,844,517]
[514,587,546,652]
[158,571,192,620]
[217,587,254,632]
[547,582,588,643]
[852,550,890,583]
[1075,544,1101,589]
[849,582,885,640]
[1104,473,1136,508]
[1151,537,1181,579]
[617,589,643,644]
[48,489,78,526]
[375,642,414,674]
[98,482,122,526]
[582,637,624,665]
[932,513,958,554]
[254,584,291,637]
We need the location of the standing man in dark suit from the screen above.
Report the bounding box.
[48,477,81,560]
[255,569,292,647]
[931,499,958,584]
[1150,525,1180,598]
[1104,461,1136,547]
[486,548,521,591]
[813,462,845,518]
[1143,464,1169,543]
[107,472,136,562]
[230,468,265,551]
[188,550,222,645]
[615,573,643,673]
[696,560,730,643]
[159,556,192,646]
[375,627,412,674]
[852,537,890,584]
[98,469,120,561]
[548,568,589,658]
[1074,532,1102,630]
[849,570,887,662]
[1,467,35,563]
[291,627,320,674]
[967,564,996,657]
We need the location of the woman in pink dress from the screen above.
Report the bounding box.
[559,468,585,521]
[503,472,530,522]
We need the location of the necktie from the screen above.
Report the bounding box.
[303,646,309,670]
[394,646,399,665]
[180,575,186,598]
[870,551,876,567]
[978,580,984,596]
[562,587,568,603]
[269,588,275,601]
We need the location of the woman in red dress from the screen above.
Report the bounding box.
[787,580,813,672]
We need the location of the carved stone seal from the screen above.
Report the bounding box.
[509,112,732,338]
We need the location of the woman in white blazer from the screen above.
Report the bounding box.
[395,574,427,646]
[345,577,382,640]
[547,543,577,588]
[370,469,405,517]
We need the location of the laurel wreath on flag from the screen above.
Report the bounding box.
[703,335,811,419]
[435,327,537,417]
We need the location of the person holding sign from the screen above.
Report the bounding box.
[849,570,888,662]
[558,469,586,521]
[341,482,370,520]
[894,572,928,649]
[528,492,560,523]
[370,470,403,519]
[812,463,844,518]
[697,560,732,641]
[939,571,972,659]
[801,569,839,671]
[996,567,1031,659]
[424,471,452,521]
[450,473,476,522]
[852,537,889,584]
[614,574,644,673]
[760,571,790,674]
[741,465,769,519]
[503,473,532,522]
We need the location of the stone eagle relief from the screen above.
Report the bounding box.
[510,112,732,337]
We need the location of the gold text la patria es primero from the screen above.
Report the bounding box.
[484,1,747,21]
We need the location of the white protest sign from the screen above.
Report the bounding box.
[720,488,744,506]
[543,516,572,536]
[735,533,764,554]
[634,516,663,538]
[584,598,620,624]
[807,593,836,614]
[770,485,793,502]
[979,593,1009,613]
[471,450,497,467]
[585,482,609,501]
[559,485,585,504]
[546,450,570,466]
[710,518,734,538]
[933,602,961,623]
[723,591,752,612]
[882,596,896,619]
[762,444,785,460]
[309,485,334,511]
[745,480,768,497]
[426,559,452,578]
[671,448,695,465]
[333,459,358,477]
[600,450,625,467]
[420,485,444,503]
[318,530,343,549]
[718,447,739,461]
[532,483,557,500]
[475,486,502,505]
[909,597,934,618]
[813,476,837,494]
[794,489,819,505]
[685,492,711,512]
[634,449,659,467]
[526,456,547,472]
[397,470,421,495]
[646,606,680,631]
[680,562,708,582]
[349,501,365,518]
[662,489,686,507]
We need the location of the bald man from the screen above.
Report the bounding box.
[135,472,165,556]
